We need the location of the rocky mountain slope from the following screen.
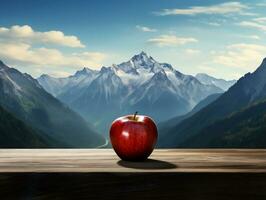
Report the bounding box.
[38,52,225,134]
[0,61,105,147]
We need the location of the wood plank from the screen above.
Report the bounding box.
[0,149,265,172]
[0,149,266,199]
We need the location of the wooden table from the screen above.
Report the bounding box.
[0,149,265,199]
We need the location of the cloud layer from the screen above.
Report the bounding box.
[148,35,198,47]
[136,25,157,32]
[0,25,85,48]
[0,25,108,77]
[0,41,106,68]
[239,21,266,32]
[213,43,266,70]
[155,2,248,16]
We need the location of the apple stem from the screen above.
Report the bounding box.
[133,111,138,120]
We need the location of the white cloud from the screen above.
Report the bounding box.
[213,43,266,70]
[0,25,85,48]
[208,22,221,26]
[238,21,266,31]
[155,2,248,16]
[0,25,110,77]
[136,25,157,32]
[247,35,260,40]
[0,41,107,70]
[253,17,266,23]
[239,34,261,40]
[148,35,198,47]
[184,49,200,55]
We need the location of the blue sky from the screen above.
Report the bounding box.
[1,0,266,79]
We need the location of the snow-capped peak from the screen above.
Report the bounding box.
[74,67,96,77]
[37,52,224,133]
[130,51,156,69]
[131,51,151,62]
[100,66,115,74]
[150,63,174,73]
[116,52,175,77]
[151,70,168,81]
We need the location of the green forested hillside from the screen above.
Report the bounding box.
[160,58,266,147]
[0,105,50,147]
[182,100,266,148]
[0,61,105,147]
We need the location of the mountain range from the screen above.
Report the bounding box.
[38,52,234,135]
[0,61,105,147]
[1,51,265,148]
[158,93,222,139]
[159,58,266,147]
[195,73,236,91]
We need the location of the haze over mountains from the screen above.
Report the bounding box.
[159,58,266,148]
[0,61,105,147]
[158,93,222,138]
[195,73,236,91]
[0,50,265,148]
[38,52,234,135]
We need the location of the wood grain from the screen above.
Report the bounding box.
[0,149,266,199]
[0,149,265,172]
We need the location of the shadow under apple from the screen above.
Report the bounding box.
[117,159,177,170]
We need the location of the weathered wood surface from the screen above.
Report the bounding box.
[0,149,266,199]
[0,149,265,172]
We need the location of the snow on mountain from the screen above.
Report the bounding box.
[38,67,98,96]
[195,73,236,91]
[38,52,223,134]
[159,57,266,147]
[118,51,155,73]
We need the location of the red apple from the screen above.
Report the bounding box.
[110,112,158,161]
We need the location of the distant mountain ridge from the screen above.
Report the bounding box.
[38,52,231,134]
[0,61,105,147]
[158,93,222,139]
[196,73,236,91]
[159,57,266,147]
